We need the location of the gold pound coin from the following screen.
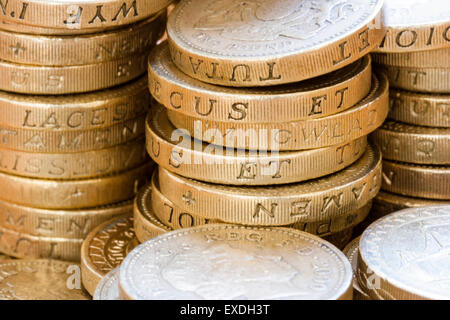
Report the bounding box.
[0,199,132,239]
[147,105,368,185]
[373,48,450,68]
[0,162,153,209]
[342,237,371,300]
[382,160,450,200]
[167,0,383,86]
[167,73,389,151]
[375,0,450,53]
[0,226,83,261]
[0,259,90,300]
[81,215,138,296]
[0,53,147,94]
[378,64,450,94]
[149,44,373,123]
[157,144,381,226]
[357,206,450,300]
[0,14,165,66]
[372,121,450,165]
[0,0,174,32]
[389,88,450,128]
[0,138,147,180]
[119,225,353,300]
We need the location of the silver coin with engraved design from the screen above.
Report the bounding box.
[94,267,120,300]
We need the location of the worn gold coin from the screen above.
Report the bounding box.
[372,121,450,165]
[342,237,371,300]
[81,215,138,296]
[0,54,147,94]
[0,116,146,153]
[0,199,132,239]
[389,88,450,128]
[0,0,173,32]
[378,64,450,94]
[0,14,165,66]
[357,206,450,300]
[168,73,389,151]
[0,75,150,131]
[0,138,147,179]
[382,160,450,200]
[119,225,353,300]
[147,105,367,185]
[373,48,450,68]
[0,259,90,299]
[167,0,383,86]
[0,162,153,209]
[158,145,381,226]
[375,0,450,53]
[149,44,373,123]
[0,226,83,261]
[93,267,120,300]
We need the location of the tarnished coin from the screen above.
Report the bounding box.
[373,48,450,68]
[167,0,383,86]
[0,259,90,300]
[0,0,174,32]
[158,145,381,225]
[149,44,373,123]
[376,0,450,52]
[342,237,371,300]
[389,88,450,128]
[81,215,138,296]
[119,225,353,300]
[371,121,450,164]
[358,206,450,300]
[93,267,120,300]
[147,105,367,185]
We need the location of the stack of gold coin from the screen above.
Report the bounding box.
[131,0,388,252]
[371,0,450,219]
[0,0,176,262]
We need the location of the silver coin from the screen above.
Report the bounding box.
[382,0,450,27]
[93,267,120,301]
[343,237,371,300]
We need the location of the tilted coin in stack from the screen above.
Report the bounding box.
[357,206,450,300]
[118,225,354,300]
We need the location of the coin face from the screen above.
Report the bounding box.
[359,206,450,300]
[0,259,90,300]
[382,0,450,27]
[119,225,353,300]
[168,0,383,85]
[94,268,120,301]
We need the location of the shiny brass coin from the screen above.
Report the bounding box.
[0,0,174,32]
[93,267,120,300]
[167,73,389,151]
[357,206,450,300]
[372,121,450,165]
[375,0,450,53]
[0,138,147,179]
[158,145,381,226]
[0,75,150,131]
[149,44,373,123]
[342,237,371,300]
[389,88,450,128]
[0,199,132,239]
[0,259,90,299]
[382,160,450,200]
[167,0,383,86]
[0,14,165,66]
[81,215,138,296]
[0,54,147,94]
[119,225,353,300]
[373,48,450,68]
[372,191,449,219]
[0,116,145,153]
[378,64,450,94]
[147,105,367,185]
[0,226,83,261]
[0,162,153,209]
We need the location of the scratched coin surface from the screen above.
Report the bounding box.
[167,0,383,86]
[119,225,353,300]
[93,267,120,300]
[0,259,90,300]
[80,215,138,296]
[358,206,450,300]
